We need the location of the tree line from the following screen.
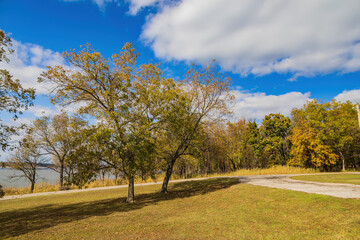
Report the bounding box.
[194,101,360,174]
[1,30,360,201]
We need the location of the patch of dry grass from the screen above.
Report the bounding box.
[3,182,60,196]
[211,165,319,177]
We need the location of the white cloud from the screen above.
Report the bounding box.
[0,101,88,158]
[127,0,164,15]
[27,106,59,117]
[1,102,86,130]
[92,0,120,10]
[231,90,311,120]
[0,40,65,95]
[142,0,360,79]
[334,89,360,104]
[27,102,88,118]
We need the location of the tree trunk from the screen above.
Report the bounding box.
[30,174,35,193]
[230,158,237,171]
[340,152,345,171]
[59,162,64,190]
[161,158,175,193]
[31,167,36,193]
[30,181,35,193]
[126,177,135,203]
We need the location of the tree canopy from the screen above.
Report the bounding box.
[289,100,360,170]
[39,43,187,202]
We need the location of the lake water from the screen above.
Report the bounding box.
[0,168,115,188]
[0,168,59,188]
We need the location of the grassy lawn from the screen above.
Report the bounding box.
[291,173,360,185]
[1,178,360,239]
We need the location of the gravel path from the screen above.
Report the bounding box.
[1,173,360,201]
[240,173,360,199]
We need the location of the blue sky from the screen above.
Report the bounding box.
[1,0,360,126]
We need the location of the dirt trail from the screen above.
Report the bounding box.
[240,173,360,199]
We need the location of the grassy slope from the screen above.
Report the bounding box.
[291,174,360,185]
[1,178,359,240]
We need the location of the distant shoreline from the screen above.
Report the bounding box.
[0,167,54,170]
[0,168,60,188]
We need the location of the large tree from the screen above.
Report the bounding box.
[39,44,177,202]
[159,64,233,193]
[324,100,359,170]
[0,30,35,151]
[289,100,360,170]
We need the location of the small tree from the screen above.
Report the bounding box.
[247,121,264,168]
[225,120,256,170]
[8,134,44,193]
[261,113,291,166]
[198,122,231,173]
[32,112,88,189]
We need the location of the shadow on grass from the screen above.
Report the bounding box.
[0,178,239,239]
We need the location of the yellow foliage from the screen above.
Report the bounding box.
[288,121,338,168]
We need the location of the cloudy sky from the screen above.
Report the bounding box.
[1,0,360,125]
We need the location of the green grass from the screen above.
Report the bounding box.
[291,173,360,185]
[3,165,318,196]
[1,178,360,239]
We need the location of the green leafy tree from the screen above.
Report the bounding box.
[32,112,88,189]
[225,120,256,170]
[261,113,291,166]
[196,122,231,174]
[8,133,45,193]
[159,64,233,193]
[289,99,360,170]
[0,30,35,151]
[39,44,176,202]
[63,126,105,188]
[247,121,264,168]
[195,123,221,174]
[324,100,359,170]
